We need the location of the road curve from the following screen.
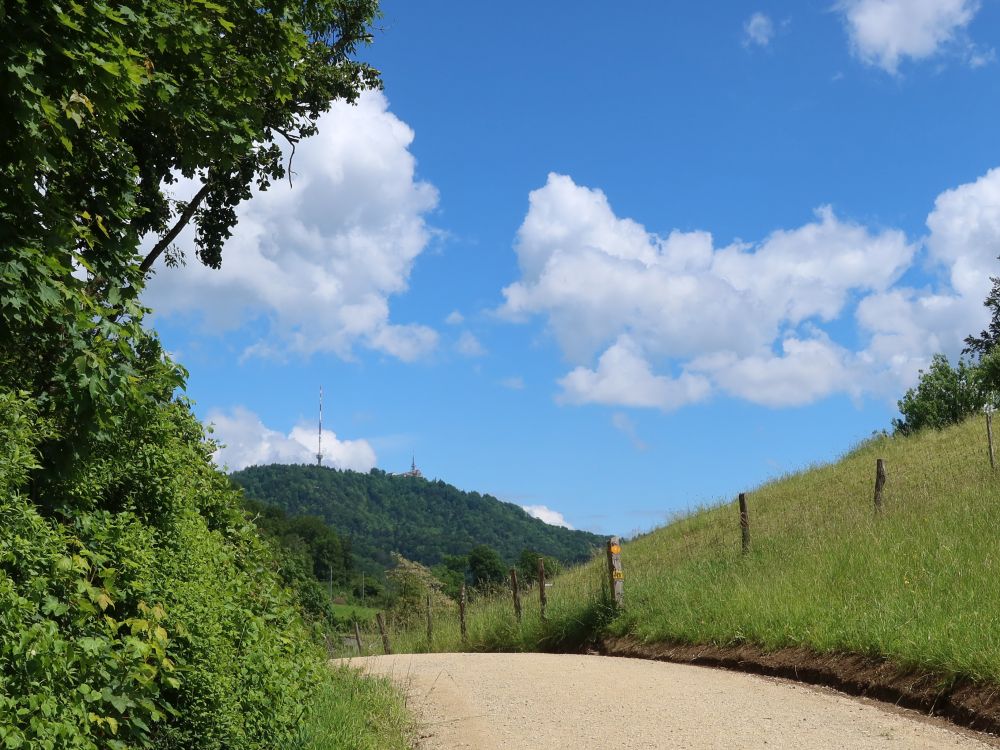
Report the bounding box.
[346,652,998,750]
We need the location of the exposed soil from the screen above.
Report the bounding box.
[599,636,1000,736]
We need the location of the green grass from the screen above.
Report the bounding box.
[298,665,413,750]
[383,416,1000,685]
[332,602,379,623]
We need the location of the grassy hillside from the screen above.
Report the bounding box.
[387,416,1000,686]
[231,464,604,573]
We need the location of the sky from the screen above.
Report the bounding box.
[146,0,1000,536]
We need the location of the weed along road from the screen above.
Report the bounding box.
[349,653,997,749]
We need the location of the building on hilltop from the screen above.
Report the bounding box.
[400,455,423,478]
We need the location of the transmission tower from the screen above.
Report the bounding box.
[316,385,324,467]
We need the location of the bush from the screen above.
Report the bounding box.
[892,354,981,435]
[0,388,324,749]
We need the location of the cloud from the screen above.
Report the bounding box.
[692,335,858,407]
[144,90,439,362]
[500,170,997,411]
[611,412,648,452]
[499,376,525,390]
[456,331,486,357]
[445,310,464,325]
[836,0,985,73]
[856,166,1000,385]
[501,173,918,409]
[207,406,376,473]
[521,504,574,529]
[743,12,775,47]
[559,336,711,410]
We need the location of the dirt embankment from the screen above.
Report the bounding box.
[600,636,1000,736]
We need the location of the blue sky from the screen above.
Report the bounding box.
[147,0,1000,535]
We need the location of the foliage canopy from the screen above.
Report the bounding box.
[231,464,605,574]
[1,0,380,448]
[892,354,981,436]
[0,0,387,747]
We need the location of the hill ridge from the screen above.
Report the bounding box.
[230,463,604,573]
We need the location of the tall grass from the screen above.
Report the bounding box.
[384,417,1000,685]
[298,665,413,750]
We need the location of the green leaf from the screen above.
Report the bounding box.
[96,59,121,77]
[107,694,131,714]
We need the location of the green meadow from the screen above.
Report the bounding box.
[384,416,1000,685]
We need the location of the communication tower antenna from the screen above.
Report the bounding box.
[316,385,324,467]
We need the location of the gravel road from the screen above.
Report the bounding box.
[349,652,998,749]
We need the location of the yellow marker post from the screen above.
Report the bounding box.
[606,536,624,607]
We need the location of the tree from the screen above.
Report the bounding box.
[892,354,981,435]
[467,544,505,589]
[973,348,1000,409]
[0,4,385,745]
[431,554,468,600]
[1,0,380,450]
[964,268,1000,359]
[517,548,563,586]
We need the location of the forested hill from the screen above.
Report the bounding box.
[231,464,604,573]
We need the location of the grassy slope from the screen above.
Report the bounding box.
[390,417,1000,685]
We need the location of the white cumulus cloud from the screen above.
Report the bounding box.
[743,12,775,47]
[857,166,1000,386]
[559,336,711,410]
[521,504,574,529]
[207,406,376,473]
[501,173,918,410]
[836,0,984,73]
[144,90,439,362]
[692,335,858,408]
[500,170,998,412]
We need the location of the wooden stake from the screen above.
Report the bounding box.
[537,557,547,621]
[426,592,433,647]
[459,583,468,645]
[739,492,750,555]
[987,412,996,472]
[510,568,522,623]
[353,620,364,655]
[874,458,887,512]
[376,612,392,655]
[606,536,624,607]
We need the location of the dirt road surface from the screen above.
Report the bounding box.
[349,652,998,749]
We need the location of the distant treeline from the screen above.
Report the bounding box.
[231,464,604,575]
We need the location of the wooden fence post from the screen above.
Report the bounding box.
[606,536,624,607]
[537,557,547,621]
[376,612,392,655]
[459,583,468,645]
[425,593,433,647]
[353,620,364,655]
[987,412,996,472]
[510,568,522,623]
[739,492,750,554]
[874,458,887,512]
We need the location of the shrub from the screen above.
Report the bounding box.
[892,354,981,435]
[0,387,323,749]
